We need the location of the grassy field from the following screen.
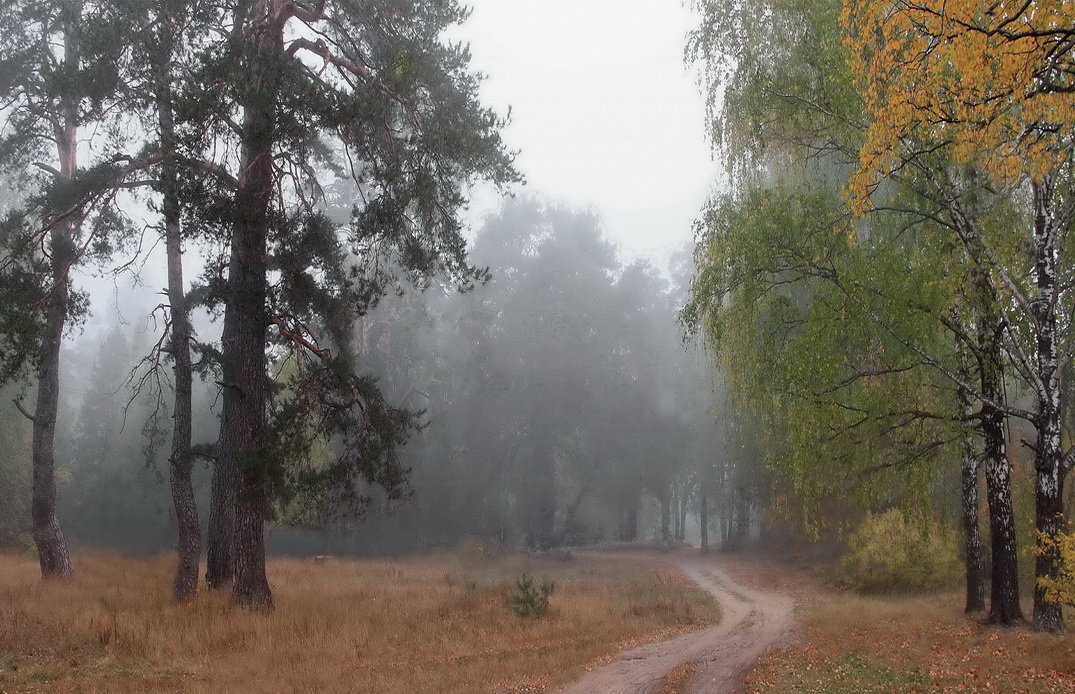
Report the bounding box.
[725,556,1075,694]
[0,549,718,693]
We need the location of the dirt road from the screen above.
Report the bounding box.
[559,553,795,694]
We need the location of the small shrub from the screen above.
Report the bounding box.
[507,573,555,618]
[835,510,961,593]
[1037,530,1075,606]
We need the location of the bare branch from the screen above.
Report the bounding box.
[12,399,35,423]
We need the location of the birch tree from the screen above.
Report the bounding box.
[844,0,1075,632]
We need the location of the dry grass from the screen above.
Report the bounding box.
[0,550,718,693]
[730,554,1075,694]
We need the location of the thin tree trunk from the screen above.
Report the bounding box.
[721,497,732,550]
[954,310,985,613]
[960,443,986,612]
[159,72,200,602]
[735,486,749,546]
[660,491,671,543]
[671,491,681,541]
[677,490,688,542]
[699,492,709,554]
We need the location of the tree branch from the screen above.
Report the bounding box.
[12,399,35,423]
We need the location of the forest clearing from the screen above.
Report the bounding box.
[0,549,720,693]
[1,0,1075,691]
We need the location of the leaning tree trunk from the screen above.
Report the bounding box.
[221,0,283,610]
[1030,178,1066,632]
[159,75,200,602]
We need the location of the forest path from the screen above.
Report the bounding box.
[559,551,795,694]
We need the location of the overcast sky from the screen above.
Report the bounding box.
[455,0,723,268]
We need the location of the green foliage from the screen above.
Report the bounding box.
[683,0,982,536]
[0,385,31,548]
[835,510,961,593]
[506,573,554,618]
[685,178,961,533]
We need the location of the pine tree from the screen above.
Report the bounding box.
[0,0,138,578]
[179,0,517,609]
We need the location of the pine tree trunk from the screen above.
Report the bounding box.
[205,462,236,587]
[31,236,73,579]
[221,0,283,610]
[699,493,709,554]
[31,6,81,579]
[159,77,200,602]
[1030,179,1065,632]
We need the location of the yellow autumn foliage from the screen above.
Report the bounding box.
[836,510,962,593]
[842,0,1075,208]
[1037,530,1075,606]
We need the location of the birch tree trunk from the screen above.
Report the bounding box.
[954,311,985,612]
[1030,178,1066,632]
[980,338,1023,625]
[957,215,1022,625]
[960,442,985,612]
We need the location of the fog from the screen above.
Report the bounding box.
[5,194,753,557]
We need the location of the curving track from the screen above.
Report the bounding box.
[559,554,795,694]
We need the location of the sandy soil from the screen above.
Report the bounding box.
[558,551,795,694]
